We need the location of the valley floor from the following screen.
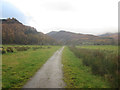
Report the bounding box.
[23,47,65,88]
[62,47,110,88]
[2,45,115,88]
[2,45,61,88]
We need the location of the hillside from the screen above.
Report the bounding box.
[47,31,117,45]
[1,18,118,45]
[1,18,59,45]
[99,33,118,40]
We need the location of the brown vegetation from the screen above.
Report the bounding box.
[1,18,59,45]
[69,46,119,88]
[47,31,118,45]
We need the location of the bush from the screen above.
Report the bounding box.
[47,47,51,49]
[32,47,39,50]
[69,46,119,88]
[32,47,43,50]
[0,47,7,54]
[1,48,7,54]
[7,47,14,53]
[14,47,30,51]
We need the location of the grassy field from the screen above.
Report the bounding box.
[62,47,110,88]
[2,45,61,88]
[69,45,119,88]
[77,45,118,53]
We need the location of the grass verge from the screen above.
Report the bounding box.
[2,46,61,88]
[70,46,119,88]
[62,47,110,88]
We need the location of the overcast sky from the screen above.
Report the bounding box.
[1,0,119,35]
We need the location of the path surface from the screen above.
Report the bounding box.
[23,47,66,88]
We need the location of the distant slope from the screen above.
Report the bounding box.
[47,31,117,45]
[1,18,58,45]
[99,33,119,45]
[99,33,118,40]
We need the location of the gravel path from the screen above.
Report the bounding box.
[23,47,66,88]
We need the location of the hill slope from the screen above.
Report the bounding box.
[47,31,117,45]
[99,33,118,40]
[1,18,58,45]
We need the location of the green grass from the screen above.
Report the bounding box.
[77,45,118,53]
[62,47,110,88]
[69,46,119,88]
[2,45,61,88]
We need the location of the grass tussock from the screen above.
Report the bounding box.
[62,47,110,88]
[14,47,30,51]
[69,46,119,88]
[0,46,52,54]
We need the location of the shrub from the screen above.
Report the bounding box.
[69,46,119,88]
[2,49,7,54]
[15,47,30,51]
[1,47,7,54]
[32,47,41,50]
[6,47,14,53]
[47,47,51,49]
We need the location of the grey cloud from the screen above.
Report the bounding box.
[43,1,74,11]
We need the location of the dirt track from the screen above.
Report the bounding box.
[23,47,65,88]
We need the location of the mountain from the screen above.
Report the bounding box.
[47,31,117,45]
[1,18,118,45]
[99,32,119,45]
[99,33,118,40]
[1,18,59,45]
